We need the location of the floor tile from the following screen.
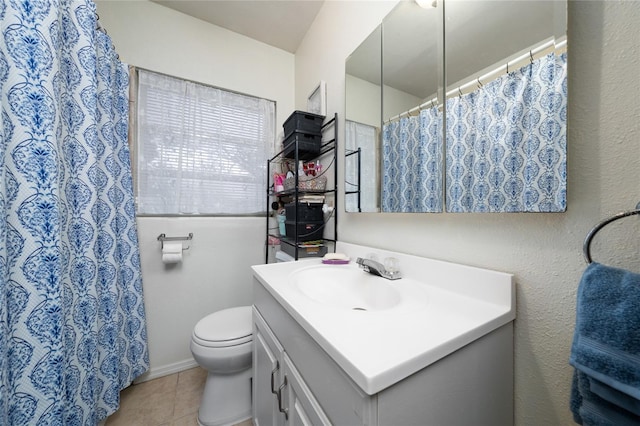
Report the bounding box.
[170,413,199,426]
[177,367,207,391]
[174,368,206,419]
[105,367,252,426]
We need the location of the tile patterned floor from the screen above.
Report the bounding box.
[105,367,252,426]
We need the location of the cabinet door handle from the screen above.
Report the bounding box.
[270,360,280,395]
[277,375,289,420]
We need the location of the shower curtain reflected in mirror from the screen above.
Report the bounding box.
[446,52,568,212]
[0,0,149,424]
[381,107,443,213]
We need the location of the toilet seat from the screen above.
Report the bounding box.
[193,306,253,348]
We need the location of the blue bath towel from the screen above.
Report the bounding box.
[570,262,640,424]
[572,370,640,425]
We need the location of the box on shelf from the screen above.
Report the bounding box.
[283,110,325,138]
[281,242,328,258]
[283,174,327,192]
[284,220,324,242]
[282,131,321,160]
[285,202,323,222]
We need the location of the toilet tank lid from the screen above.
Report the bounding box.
[194,306,253,342]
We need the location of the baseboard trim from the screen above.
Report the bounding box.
[134,358,200,384]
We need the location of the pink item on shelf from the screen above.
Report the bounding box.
[274,173,285,193]
[304,162,316,176]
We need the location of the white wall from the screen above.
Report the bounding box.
[345,74,380,127]
[296,1,640,425]
[95,0,295,379]
[345,75,424,127]
[382,84,423,121]
[95,0,294,128]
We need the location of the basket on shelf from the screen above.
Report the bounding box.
[284,174,327,191]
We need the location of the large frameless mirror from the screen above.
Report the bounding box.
[344,0,567,214]
[444,1,568,212]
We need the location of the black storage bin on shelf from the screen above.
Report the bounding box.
[285,202,323,222]
[281,243,328,259]
[283,131,321,160]
[283,110,325,138]
[284,220,324,242]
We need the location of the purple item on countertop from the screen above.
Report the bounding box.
[321,259,350,265]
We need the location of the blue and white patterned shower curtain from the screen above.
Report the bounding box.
[0,0,149,424]
[381,107,442,212]
[446,52,567,212]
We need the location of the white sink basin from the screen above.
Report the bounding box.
[252,242,515,394]
[291,266,402,311]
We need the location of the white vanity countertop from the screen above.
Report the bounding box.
[252,242,515,395]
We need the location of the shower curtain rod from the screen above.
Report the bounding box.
[96,13,106,34]
[448,37,567,99]
[95,14,121,59]
[384,38,567,125]
[384,97,438,124]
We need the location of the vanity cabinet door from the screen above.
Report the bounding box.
[282,353,331,426]
[253,307,286,426]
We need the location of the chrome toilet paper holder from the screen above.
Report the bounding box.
[157,233,193,250]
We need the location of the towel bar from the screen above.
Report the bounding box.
[583,202,640,263]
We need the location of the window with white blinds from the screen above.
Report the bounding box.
[135,69,275,215]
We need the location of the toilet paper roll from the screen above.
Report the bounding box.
[162,242,183,264]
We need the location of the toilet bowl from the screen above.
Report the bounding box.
[190,306,253,426]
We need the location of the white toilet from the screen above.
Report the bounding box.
[190,306,253,426]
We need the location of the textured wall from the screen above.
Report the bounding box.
[296,1,640,424]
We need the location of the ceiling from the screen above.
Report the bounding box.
[150,0,325,53]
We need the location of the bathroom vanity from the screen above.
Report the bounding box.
[251,242,516,425]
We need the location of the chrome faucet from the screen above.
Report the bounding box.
[356,257,401,280]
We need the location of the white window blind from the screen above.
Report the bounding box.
[136,69,275,215]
